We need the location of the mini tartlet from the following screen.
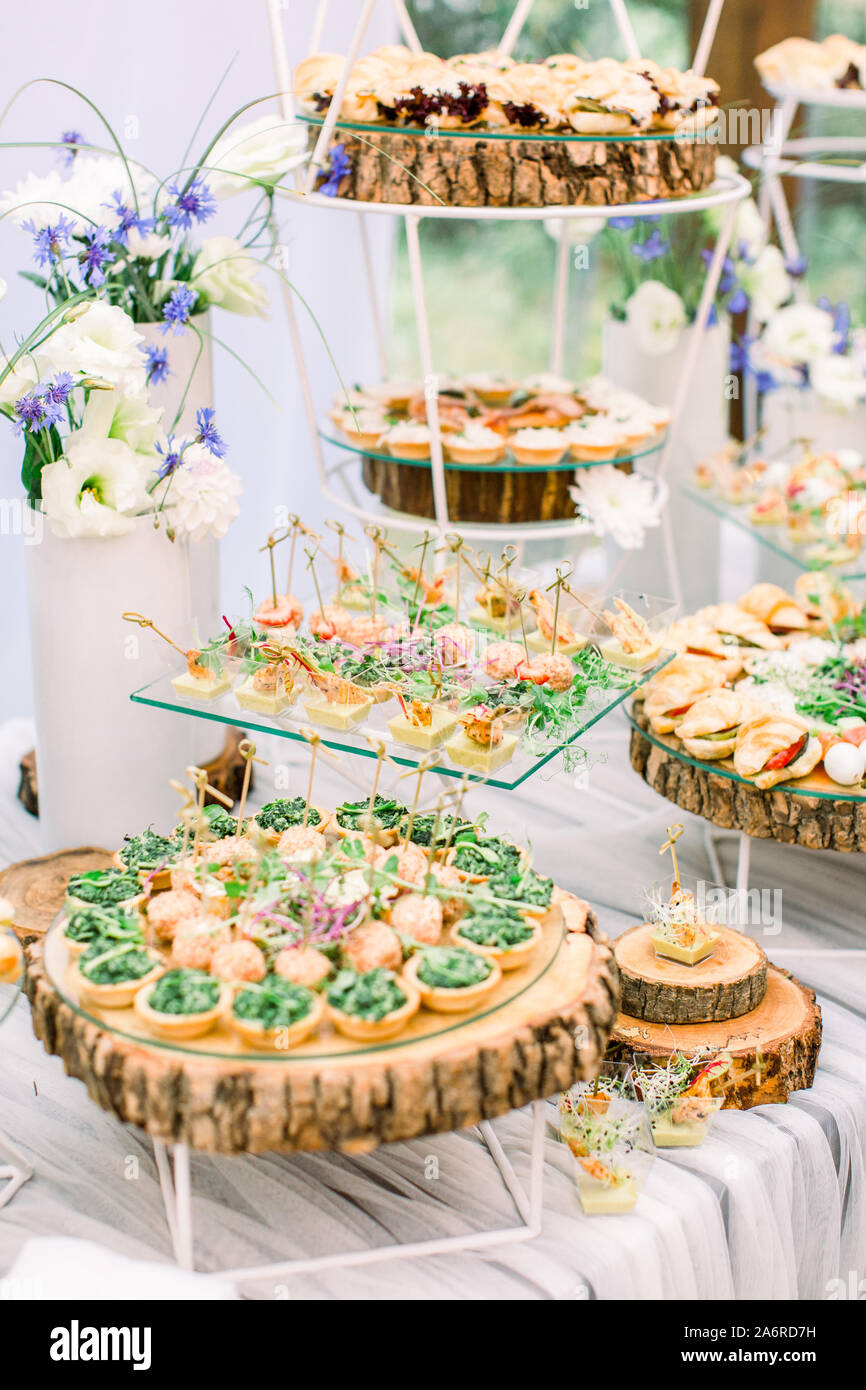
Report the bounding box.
[334,795,407,846]
[134,968,231,1041]
[254,798,331,842]
[72,940,165,1009]
[65,869,145,917]
[403,945,501,1013]
[380,421,432,460]
[62,905,144,958]
[230,976,325,1049]
[451,910,542,970]
[326,966,421,1041]
[444,422,507,465]
[508,426,567,465]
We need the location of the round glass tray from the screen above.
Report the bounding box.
[0,930,23,1028]
[299,112,707,145]
[321,420,664,474]
[626,705,866,803]
[43,909,566,1063]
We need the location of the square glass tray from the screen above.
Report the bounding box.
[131,650,672,793]
[683,484,866,580]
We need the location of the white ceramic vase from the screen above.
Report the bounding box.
[26,513,198,852]
[759,385,866,457]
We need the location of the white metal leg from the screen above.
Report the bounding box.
[0,1132,33,1210]
[735,830,751,896]
[303,0,377,194]
[153,1102,548,1283]
[550,230,571,376]
[405,213,449,528]
[691,0,725,77]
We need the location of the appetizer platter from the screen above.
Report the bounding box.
[607,826,819,1110]
[689,440,866,578]
[756,33,866,102]
[628,577,866,851]
[326,372,669,525]
[129,521,674,790]
[615,827,769,1024]
[25,757,619,1155]
[295,45,719,207]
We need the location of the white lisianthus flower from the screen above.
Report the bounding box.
[0,155,154,233]
[569,466,664,549]
[125,225,173,260]
[76,387,163,458]
[625,280,687,356]
[40,301,147,394]
[732,197,768,262]
[0,353,39,407]
[191,237,268,316]
[41,434,151,538]
[741,245,791,322]
[205,116,308,197]
[762,303,835,365]
[543,215,607,246]
[0,168,73,229]
[809,353,866,412]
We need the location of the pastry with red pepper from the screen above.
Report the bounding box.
[733,712,822,790]
[674,689,757,760]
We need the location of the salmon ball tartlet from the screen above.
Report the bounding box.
[277,826,327,865]
[523,653,574,691]
[146,889,202,942]
[274,944,332,988]
[171,922,232,970]
[389,893,444,945]
[343,921,403,973]
[211,939,268,983]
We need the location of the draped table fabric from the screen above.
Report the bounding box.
[1,716,864,1300]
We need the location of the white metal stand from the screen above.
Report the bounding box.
[0,1132,33,1210]
[268,0,747,604]
[702,825,751,893]
[153,1101,546,1283]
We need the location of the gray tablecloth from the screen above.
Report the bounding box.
[2,716,864,1299]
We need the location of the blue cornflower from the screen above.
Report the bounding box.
[607,216,636,232]
[106,190,155,246]
[164,177,217,229]
[58,130,85,167]
[318,144,350,197]
[630,228,668,262]
[729,335,778,395]
[155,435,184,479]
[707,303,718,327]
[79,225,116,286]
[12,374,74,434]
[703,249,737,295]
[817,296,851,353]
[22,214,75,268]
[727,286,749,315]
[784,254,807,278]
[160,285,199,335]
[195,406,226,458]
[141,343,171,385]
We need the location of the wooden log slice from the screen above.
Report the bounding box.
[0,848,114,941]
[615,923,768,1024]
[309,125,716,208]
[609,965,821,1109]
[629,701,866,853]
[361,455,632,525]
[23,893,620,1156]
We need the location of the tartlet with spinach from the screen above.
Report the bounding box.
[62,904,144,957]
[487,867,555,917]
[72,938,164,1009]
[326,966,420,1041]
[452,907,541,970]
[65,868,145,916]
[254,797,330,841]
[403,944,502,1013]
[134,967,229,1040]
[113,827,181,890]
[448,830,524,883]
[334,795,408,846]
[230,974,325,1050]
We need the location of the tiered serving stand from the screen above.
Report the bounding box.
[20,0,759,1281]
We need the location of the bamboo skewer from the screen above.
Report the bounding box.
[234,740,268,843]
